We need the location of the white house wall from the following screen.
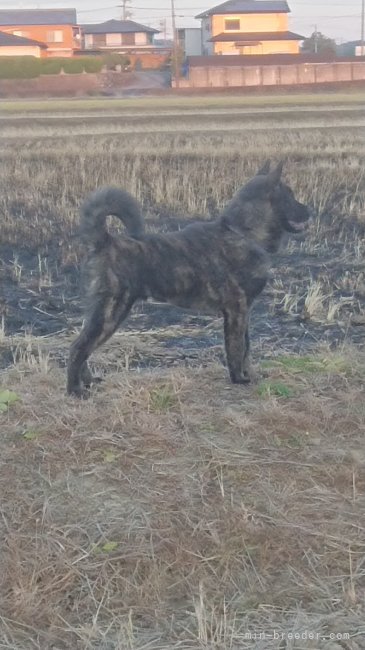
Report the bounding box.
[0,44,42,56]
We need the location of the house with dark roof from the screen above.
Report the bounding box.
[81,20,159,52]
[0,9,81,57]
[195,0,304,56]
[337,40,365,57]
[0,30,48,57]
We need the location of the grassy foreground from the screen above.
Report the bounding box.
[1,93,365,648]
[1,90,365,114]
[0,340,365,648]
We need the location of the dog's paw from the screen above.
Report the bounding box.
[230,374,251,385]
[67,386,91,400]
[244,369,260,383]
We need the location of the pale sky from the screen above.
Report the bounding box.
[2,1,362,43]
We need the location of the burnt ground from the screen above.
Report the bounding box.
[1,220,365,375]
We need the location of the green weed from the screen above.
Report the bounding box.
[0,389,19,413]
[149,384,177,413]
[257,381,294,399]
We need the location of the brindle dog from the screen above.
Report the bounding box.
[67,161,309,397]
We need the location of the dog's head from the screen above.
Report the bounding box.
[221,160,310,253]
[254,160,310,235]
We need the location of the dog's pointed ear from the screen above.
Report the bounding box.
[267,160,284,186]
[256,160,271,175]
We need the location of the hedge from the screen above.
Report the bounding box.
[0,56,40,79]
[83,57,104,73]
[63,58,85,74]
[39,58,63,75]
[0,56,105,78]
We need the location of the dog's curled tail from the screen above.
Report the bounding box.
[80,186,144,246]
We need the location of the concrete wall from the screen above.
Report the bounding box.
[0,71,140,97]
[176,60,365,88]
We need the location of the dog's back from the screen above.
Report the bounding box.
[141,221,269,311]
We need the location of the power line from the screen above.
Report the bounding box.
[117,0,132,19]
[78,5,198,15]
[295,14,360,19]
[78,7,117,13]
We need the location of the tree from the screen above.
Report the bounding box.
[301,31,337,56]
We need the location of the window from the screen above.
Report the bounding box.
[91,34,107,47]
[135,32,147,45]
[106,33,122,46]
[84,34,93,48]
[121,33,135,45]
[224,19,240,31]
[46,30,63,43]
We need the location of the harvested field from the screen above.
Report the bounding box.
[0,93,364,649]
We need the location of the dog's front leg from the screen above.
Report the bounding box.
[223,306,250,384]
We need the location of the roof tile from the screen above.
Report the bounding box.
[196,1,290,19]
[0,8,77,26]
[82,19,158,35]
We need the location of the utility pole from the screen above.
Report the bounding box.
[313,24,318,54]
[361,0,365,56]
[171,0,180,88]
[120,0,132,20]
[159,18,167,44]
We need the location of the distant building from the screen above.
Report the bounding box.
[0,30,48,57]
[81,20,159,52]
[0,9,81,57]
[337,40,365,57]
[178,28,202,57]
[196,0,304,56]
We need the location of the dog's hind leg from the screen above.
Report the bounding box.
[223,303,250,384]
[241,323,252,380]
[67,293,133,397]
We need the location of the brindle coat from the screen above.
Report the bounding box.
[67,161,309,397]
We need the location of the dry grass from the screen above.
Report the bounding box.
[0,338,365,648]
[1,93,365,648]
[0,96,365,255]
